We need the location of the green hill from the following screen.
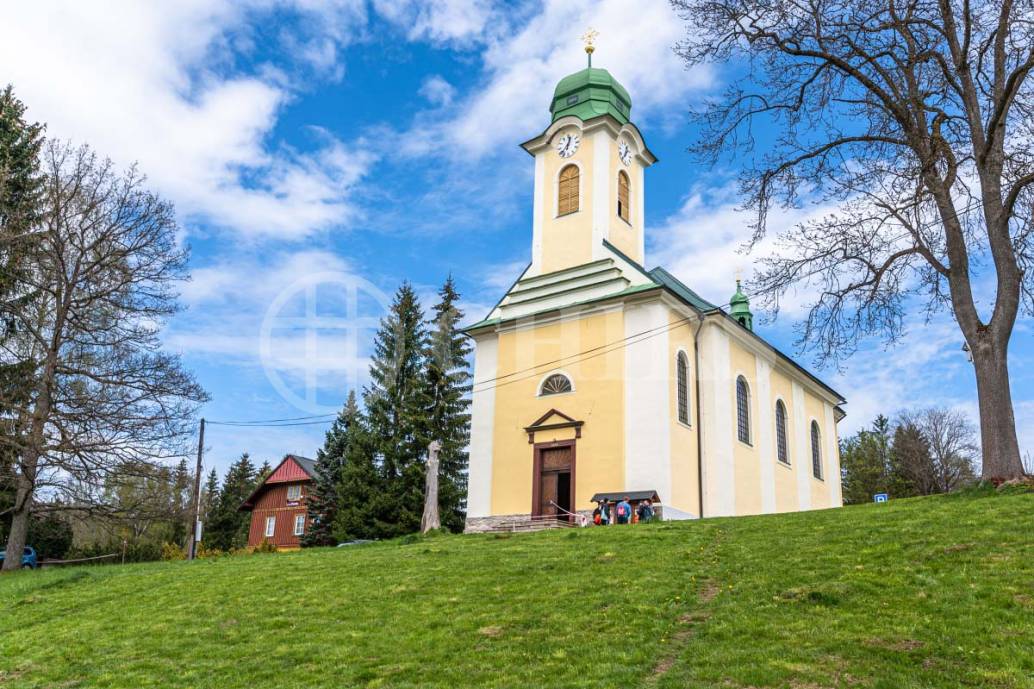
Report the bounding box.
[1,489,1032,689]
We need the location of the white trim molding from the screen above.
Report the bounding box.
[755,357,776,513]
[624,302,671,505]
[792,381,812,510]
[467,335,498,518]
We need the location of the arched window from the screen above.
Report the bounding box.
[676,351,690,425]
[810,421,823,479]
[617,170,630,222]
[735,376,751,444]
[540,373,573,396]
[558,165,579,216]
[775,400,789,464]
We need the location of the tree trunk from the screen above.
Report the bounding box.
[421,440,441,534]
[2,475,32,572]
[971,340,1025,481]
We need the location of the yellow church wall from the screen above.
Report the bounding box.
[728,341,763,515]
[489,309,626,515]
[606,136,642,263]
[768,366,800,513]
[804,390,832,509]
[667,310,700,516]
[540,126,595,274]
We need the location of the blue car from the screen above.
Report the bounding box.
[0,546,38,569]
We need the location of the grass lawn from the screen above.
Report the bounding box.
[1,488,1032,688]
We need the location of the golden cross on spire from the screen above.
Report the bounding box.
[581,27,598,66]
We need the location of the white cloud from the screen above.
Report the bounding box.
[0,1,373,240]
[399,0,714,160]
[372,0,507,46]
[420,75,458,107]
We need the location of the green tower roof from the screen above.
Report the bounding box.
[550,67,632,124]
[729,279,753,331]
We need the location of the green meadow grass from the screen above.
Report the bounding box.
[1,489,1032,688]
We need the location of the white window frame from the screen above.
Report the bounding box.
[286,484,302,501]
[537,370,575,397]
[293,513,305,536]
[264,515,276,538]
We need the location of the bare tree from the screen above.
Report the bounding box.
[0,142,207,571]
[898,407,978,492]
[672,0,1032,480]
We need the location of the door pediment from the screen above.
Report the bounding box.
[524,408,584,444]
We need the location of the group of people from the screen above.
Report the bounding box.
[592,497,654,526]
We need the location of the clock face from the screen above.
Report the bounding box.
[618,140,632,166]
[556,133,580,158]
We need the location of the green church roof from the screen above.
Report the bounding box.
[550,67,632,124]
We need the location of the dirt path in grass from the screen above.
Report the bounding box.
[642,526,726,686]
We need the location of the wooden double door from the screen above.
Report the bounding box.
[533,442,575,518]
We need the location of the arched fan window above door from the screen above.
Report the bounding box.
[539,373,573,396]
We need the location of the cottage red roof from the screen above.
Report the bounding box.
[239,454,316,510]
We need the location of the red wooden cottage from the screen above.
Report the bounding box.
[239,454,316,549]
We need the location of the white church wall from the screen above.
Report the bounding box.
[467,334,498,518]
[623,301,672,504]
[700,323,736,516]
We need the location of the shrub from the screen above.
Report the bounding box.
[161,543,186,561]
[252,539,278,554]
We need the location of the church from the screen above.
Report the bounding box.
[463,48,846,531]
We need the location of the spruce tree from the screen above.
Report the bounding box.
[329,399,381,541]
[422,276,471,532]
[363,283,428,537]
[201,468,219,525]
[303,391,361,546]
[206,453,257,550]
[0,86,44,523]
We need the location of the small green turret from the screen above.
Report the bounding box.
[730,279,753,331]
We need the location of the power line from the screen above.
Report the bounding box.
[205,412,337,426]
[206,418,337,428]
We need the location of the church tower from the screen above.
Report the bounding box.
[519,37,656,277]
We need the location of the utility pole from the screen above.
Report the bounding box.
[187,418,205,560]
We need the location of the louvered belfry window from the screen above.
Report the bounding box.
[775,400,789,464]
[676,351,690,425]
[540,373,573,396]
[558,165,579,215]
[617,171,630,222]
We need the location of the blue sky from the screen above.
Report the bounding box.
[3,1,1031,475]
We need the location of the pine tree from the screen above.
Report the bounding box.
[329,398,381,541]
[363,283,428,537]
[257,460,272,482]
[201,468,219,524]
[0,86,44,525]
[303,391,361,546]
[422,276,471,532]
[206,453,257,551]
[170,458,191,546]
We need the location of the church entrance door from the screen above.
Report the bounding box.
[533,441,575,520]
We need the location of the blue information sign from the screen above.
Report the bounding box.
[873,493,889,503]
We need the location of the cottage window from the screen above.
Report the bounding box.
[736,376,751,444]
[558,165,579,215]
[293,514,305,536]
[286,484,302,501]
[617,170,630,222]
[811,421,823,479]
[264,516,275,538]
[539,373,573,396]
[676,351,690,425]
[775,400,789,465]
